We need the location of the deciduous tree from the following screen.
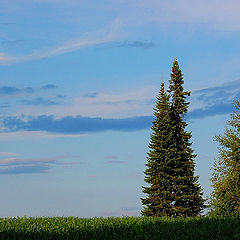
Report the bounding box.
[210,100,240,216]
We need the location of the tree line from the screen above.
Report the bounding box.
[141,58,240,217]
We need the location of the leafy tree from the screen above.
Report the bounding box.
[142,59,205,217]
[209,100,240,216]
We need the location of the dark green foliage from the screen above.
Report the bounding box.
[142,59,204,217]
[0,216,240,240]
[210,100,240,216]
[141,82,177,216]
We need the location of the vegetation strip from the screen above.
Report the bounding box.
[0,216,240,240]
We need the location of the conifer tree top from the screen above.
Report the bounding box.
[141,59,205,217]
[169,58,190,115]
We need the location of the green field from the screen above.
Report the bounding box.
[0,216,240,240]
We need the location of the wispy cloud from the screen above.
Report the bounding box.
[83,92,99,98]
[1,80,239,136]
[12,85,156,118]
[0,86,20,96]
[24,87,34,94]
[0,0,239,69]
[0,157,57,165]
[0,156,65,175]
[0,86,34,96]
[0,152,18,156]
[21,97,60,106]
[0,103,10,109]
[0,165,50,175]
[117,41,156,49]
[0,130,86,141]
[41,84,57,90]
[18,79,240,119]
[0,53,16,65]
[105,160,126,164]
[56,94,67,99]
[194,79,240,95]
[0,84,63,111]
[104,154,130,164]
[188,102,234,119]
[0,19,121,65]
[0,84,60,97]
[189,79,240,118]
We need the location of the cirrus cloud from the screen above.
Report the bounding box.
[0,19,122,65]
[0,155,71,175]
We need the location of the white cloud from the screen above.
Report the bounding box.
[10,79,239,120]
[0,53,16,65]
[0,19,122,65]
[14,85,158,118]
[0,156,61,165]
[2,79,239,132]
[0,131,86,141]
[0,154,75,174]
[0,152,18,156]
[1,0,238,66]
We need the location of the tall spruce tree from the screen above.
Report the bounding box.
[210,100,240,216]
[142,82,176,216]
[142,59,204,217]
[167,58,204,216]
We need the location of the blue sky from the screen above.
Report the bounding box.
[1,0,240,217]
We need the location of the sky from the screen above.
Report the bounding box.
[0,0,240,218]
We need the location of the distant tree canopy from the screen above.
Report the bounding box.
[210,100,240,216]
[141,58,205,217]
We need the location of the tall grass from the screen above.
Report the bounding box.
[0,216,239,240]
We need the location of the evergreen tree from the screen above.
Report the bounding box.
[167,58,204,217]
[210,100,240,216]
[141,82,176,216]
[142,59,204,217]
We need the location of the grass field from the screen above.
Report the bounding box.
[0,216,239,240]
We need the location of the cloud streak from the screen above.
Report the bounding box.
[0,86,20,96]
[21,97,60,106]
[0,19,121,65]
[0,86,34,96]
[41,84,57,90]
[0,104,236,135]
[0,53,15,65]
[0,84,60,97]
[0,0,239,68]
[0,152,18,156]
[189,79,240,118]
[12,85,157,118]
[2,115,152,134]
[117,41,156,49]
[0,102,235,136]
[0,86,35,97]
[0,156,65,175]
[0,165,50,175]
[0,157,58,165]
[1,97,236,135]
[188,102,234,119]
[1,80,239,135]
